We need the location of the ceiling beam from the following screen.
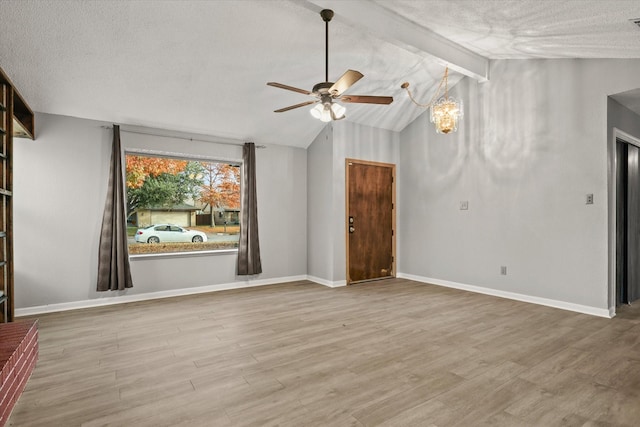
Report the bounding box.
[304,0,490,82]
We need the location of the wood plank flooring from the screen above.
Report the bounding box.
[7,278,640,426]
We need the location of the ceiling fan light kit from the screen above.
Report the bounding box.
[267,9,393,122]
[311,100,346,122]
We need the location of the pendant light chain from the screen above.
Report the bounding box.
[402,68,448,109]
[444,67,449,99]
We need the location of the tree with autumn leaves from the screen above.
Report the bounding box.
[199,163,240,212]
[125,155,240,222]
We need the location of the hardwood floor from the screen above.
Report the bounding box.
[7,278,640,426]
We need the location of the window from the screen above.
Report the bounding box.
[125,152,241,255]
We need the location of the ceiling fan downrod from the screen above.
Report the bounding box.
[320,9,334,83]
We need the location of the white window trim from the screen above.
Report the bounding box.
[123,149,242,258]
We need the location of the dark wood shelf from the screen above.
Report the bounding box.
[0,68,34,140]
[11,91,34,139]
[13,115,33,139]
[0,67,34,322]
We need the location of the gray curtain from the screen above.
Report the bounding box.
[237,142,262,275]
[97,125,133,291]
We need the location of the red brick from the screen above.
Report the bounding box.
[0,320,38,427]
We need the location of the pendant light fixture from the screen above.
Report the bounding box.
[401,66,464,134]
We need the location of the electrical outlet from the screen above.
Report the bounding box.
[500,266,507,275]
[460,201,469,210]
[586,194,594,205]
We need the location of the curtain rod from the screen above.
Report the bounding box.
[101,126,266,148]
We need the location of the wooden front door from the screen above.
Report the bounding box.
[346,159,395,284]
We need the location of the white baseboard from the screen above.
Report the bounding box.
[397,273,612,318]
[18,272,608,319]
[15,275,309,317]
[307,275,347,288]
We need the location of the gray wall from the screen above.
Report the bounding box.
[332,121,399,282]
[608,97,640,141]
[306,125,334,282]
[13,113,307,308]
[13,58,640,315]
[306,121,398,284]
[399,59,640,312]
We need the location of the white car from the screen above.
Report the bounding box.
[134,224,208,243]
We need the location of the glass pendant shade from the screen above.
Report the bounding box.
[330,102,346,120]
[310,104,328,122]
[430,97,463,134]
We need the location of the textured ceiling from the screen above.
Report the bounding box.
[0,0,639,148]
[374,0,640,59]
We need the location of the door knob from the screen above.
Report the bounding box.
[349,226,355,233]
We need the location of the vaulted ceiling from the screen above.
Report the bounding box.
[1,0,639,148]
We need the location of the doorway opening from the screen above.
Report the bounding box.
[615,136,640,306]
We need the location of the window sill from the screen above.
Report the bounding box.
[129,248,238,260]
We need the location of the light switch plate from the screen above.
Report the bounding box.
[586,194,594,204]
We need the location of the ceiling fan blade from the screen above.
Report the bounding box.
[339,95,394,105]
[329,70,364,96]
[267,82,312,96]
[274,100,318,113]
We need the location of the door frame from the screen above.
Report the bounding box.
[609,128,640,315]
[345,158,396,284]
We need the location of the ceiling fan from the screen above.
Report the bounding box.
[267,9,393,122]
